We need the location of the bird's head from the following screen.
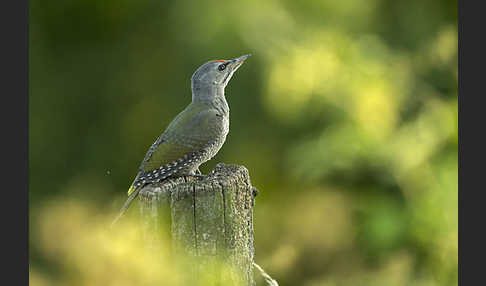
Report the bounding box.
[191,54,251,90]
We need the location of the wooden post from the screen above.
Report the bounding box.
[138,163,256,286]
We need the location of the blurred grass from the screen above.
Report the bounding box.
[30,198,248,286]
[30,0,457,285]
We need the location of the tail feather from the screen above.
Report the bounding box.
[111,185,141,227]
[127,184,137,196]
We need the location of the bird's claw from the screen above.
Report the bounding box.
[190,174,206,178]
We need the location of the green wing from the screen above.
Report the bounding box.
[127,106,222,195]
[141,141,194,172]
[141,105,220,171]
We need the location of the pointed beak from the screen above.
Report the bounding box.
[228,54,251,71]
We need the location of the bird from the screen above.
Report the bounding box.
[112,54,251,226]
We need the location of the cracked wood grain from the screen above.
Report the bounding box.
[138,163,256,286]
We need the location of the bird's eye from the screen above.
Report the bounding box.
[218,63,226,71]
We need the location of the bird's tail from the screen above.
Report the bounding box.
[111,185,141,228]
[127,184,137,196]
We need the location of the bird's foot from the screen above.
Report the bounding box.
[183,174,206,182]
[188,168,205,178]
[189,174,206,178]
[186,169,206,179]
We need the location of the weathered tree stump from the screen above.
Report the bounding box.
[138,163,256,286]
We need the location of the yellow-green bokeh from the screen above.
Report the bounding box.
[30,0,457,285]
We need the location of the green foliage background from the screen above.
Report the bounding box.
[30,0,457,285]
